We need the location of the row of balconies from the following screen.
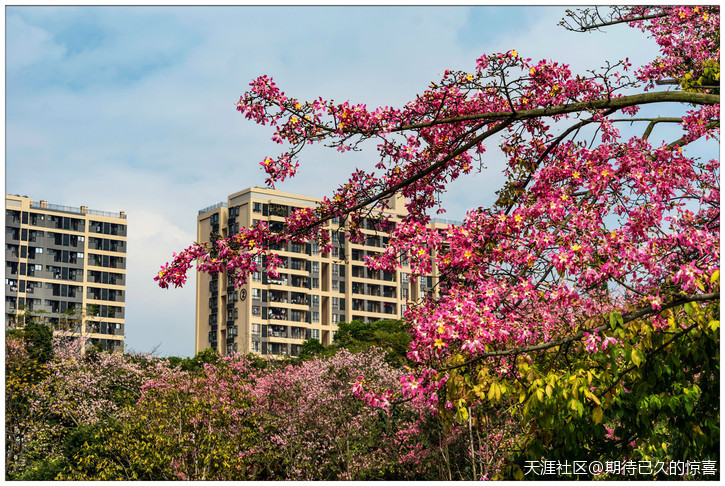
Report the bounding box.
[87,287,124,302]
[89,221,127,237]
[86,320,124,336]
[88,254,126,269]
[87,270,125,286]
[351,298,397,315]
[267,289,310,305]
[267,306,307,322]
[88,237,126,253]
[351,282,403,297]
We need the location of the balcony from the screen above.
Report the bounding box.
[289,292,307,305]
[269,291,288,303]
[268,204,288,218]
[268,276,289,286]
[367,285,381,297]
[383,286,397,298]
[268,308,288,321]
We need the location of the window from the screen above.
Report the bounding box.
[312,278,319,289]
[312,329,320,340]
[252,288,261,299]
[253,271,261,282]
[332,280,339,291]
[332,264,339,276]
[312,312,319,323]
[311,242,319,254]
[253,202,262,213]
[312,261,319,273]
[252,305,260,316]
[332,297,339,309]
[312,295,319,306]
[332,314,339,324]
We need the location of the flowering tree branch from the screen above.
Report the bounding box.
[440,291,719,371]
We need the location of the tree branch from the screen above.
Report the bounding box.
[291,115,516,237]
[393,91,719,132]
[567,13,669,32]
[439,292,719,372]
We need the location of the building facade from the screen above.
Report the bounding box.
[195,187,446,357]
[5,195,127,351]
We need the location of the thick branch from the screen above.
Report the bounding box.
[395,91,719,132]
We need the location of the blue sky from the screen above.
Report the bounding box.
[5,6,662,357]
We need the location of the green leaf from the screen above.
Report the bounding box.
[631,349,645,368]
[487,382,503,403]
[592,406,603,425]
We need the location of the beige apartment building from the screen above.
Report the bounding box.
[196,187,449,357]
[5,195,127,351]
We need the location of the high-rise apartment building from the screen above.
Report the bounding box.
[5,195,127,351]
[196,187,447,357]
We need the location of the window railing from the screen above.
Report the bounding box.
[198,202,228,215]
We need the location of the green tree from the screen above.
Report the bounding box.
[5,320,55,478]
[298,338,328,360]
[333,319,412,366]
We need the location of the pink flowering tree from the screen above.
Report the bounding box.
[250,348,446,480]
[59,350,461,480]
[59,355,267,480]
[7,333,175,480]
[158,6,719,479]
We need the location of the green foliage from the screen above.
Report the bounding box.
[7,321,54,365]
[298,338,329,360]
[294,319,413,364]
[436,290,720,480]
[332,319,412,365]
[11,456,67,481]
[59,365,268,480]
[166,347,220,371]
[6,320,57,479]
